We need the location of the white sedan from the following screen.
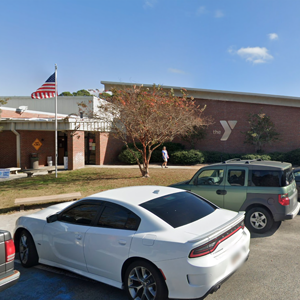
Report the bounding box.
[14,186,250,300]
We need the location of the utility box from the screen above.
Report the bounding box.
[30,153,39,169]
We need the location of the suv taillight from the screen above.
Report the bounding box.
[5,239,16,262]
[278,193,290,206]
[189,220,245,258]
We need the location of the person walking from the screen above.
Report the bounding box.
[162,146,169,168]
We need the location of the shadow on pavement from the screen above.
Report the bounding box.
[250,220,282,239]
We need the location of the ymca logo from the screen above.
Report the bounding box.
[220,120,237,141]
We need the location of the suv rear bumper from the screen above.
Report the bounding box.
[284,202,300,220]
[0,270,20,292]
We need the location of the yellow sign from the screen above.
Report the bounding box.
[32,139,42,150]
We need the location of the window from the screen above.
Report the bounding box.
[251,168,294,187]
[228,170,245,186]
[97,204,141,230]
[194,169,224,186]
[60,204,101,225]
[140,192,216,228]
[282,168,295,186]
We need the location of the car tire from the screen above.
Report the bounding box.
[245,207,274,234]
[18,230,39,268]
[124,260,168,300]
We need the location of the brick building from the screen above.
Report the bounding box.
[0,96,123,170]
[1,83,299,170]
[102,81,300,154]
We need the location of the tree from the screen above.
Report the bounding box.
[59,90,91,96]
[97,84,213,177]
[73,89,91,96]
[59,91,73,96]
[243,111,280,153]
[181,124,208,148]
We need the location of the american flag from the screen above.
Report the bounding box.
[31,73,56,99]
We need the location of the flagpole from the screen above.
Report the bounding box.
[55,64,58,178]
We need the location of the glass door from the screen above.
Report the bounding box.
[85,132,96,165]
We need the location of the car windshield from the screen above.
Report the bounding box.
[140,192,216,228]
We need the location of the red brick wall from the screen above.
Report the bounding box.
[20,131,55,169]
[68,131,85,170]
[0,130,55,169]
[0,131,17,168]
[191,98,300,153]
[99,133,124,165]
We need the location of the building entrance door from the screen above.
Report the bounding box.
[85,133,96,165]
[58,132,68,165]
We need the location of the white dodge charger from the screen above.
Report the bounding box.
[14,186,250,300]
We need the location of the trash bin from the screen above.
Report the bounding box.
[30,153,39,169]
[47,156,53,167]
[64,157,68,170]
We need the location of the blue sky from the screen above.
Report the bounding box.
[1,0,300,97]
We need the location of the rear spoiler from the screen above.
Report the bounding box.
[187,211,245,243]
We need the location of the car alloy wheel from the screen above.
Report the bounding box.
[250,211,267,229]
[128,266,156,299]
[19,233,29,264]
[245,207,273,234]
[18,230,39,268]
[125,260,168,300]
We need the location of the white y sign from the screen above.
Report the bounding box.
[220,121,237,141]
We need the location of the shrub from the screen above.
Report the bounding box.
[268,152,286,162]
[120,142,185,163]
[118,149,142,164]
[170,150,205,165]
[203,151,233,163]
[284,149,300,166]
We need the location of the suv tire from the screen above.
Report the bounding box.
[245,207,273,234]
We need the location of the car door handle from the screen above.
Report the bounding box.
[76,234,82,240]
[216,190,227,195]
[119,239,127,245]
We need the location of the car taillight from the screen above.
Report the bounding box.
[189,220,245,258]
[278,193,290,206]
[5,239,16,262]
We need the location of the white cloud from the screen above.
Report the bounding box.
[168,68,186,74]
[268,33,279,40]
[215,10,224,18]
[196,6,206,16]
[232,47,274,64]
[143,0,157,9]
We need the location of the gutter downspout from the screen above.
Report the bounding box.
[11,123,21,168]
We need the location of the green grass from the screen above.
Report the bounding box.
[0,167,196,212]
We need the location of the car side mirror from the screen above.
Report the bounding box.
[47,214,58,223]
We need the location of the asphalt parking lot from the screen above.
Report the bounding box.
[2,212,300,300]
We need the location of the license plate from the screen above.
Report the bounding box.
[231,251,241,265]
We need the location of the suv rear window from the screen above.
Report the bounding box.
[140,192,216,228]
[251,167,294,187]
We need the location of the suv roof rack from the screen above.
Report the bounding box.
[223,158,264,164]
[222,158,241,164]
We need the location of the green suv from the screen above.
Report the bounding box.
[170,159,300,233]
